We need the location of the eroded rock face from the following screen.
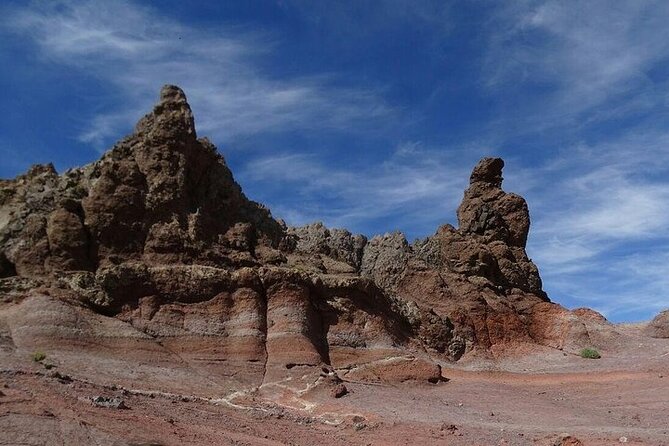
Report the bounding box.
[0,85,597,395]
[348,157,551,351]
[82,86,284,268]
[646,310,669,338]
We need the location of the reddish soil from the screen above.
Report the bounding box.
[1,325,667,446]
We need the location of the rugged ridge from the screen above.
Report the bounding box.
[0,86,607,400]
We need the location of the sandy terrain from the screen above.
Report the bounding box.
[1,323,667,446]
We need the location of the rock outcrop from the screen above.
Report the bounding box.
[354,157,553,352]
[646,310,669,338]
[0,86,603,399]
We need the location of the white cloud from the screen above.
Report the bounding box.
[4,0,669,322]
[513,131,669,320]
[480,1,669,319]
[5,0,395,150]
[240,142,489,236]
[484,0,669,132]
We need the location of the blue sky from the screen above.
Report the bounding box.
[2,0,669,322]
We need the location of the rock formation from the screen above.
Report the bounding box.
[646,310,669,338]
[0,86,605,398]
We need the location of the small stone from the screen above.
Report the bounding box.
[47,371,72,383]
[330,383,348,398]
[90,396,128,409]
[553,435,584,446]
[619,437,628,443]
[440,423,458,434]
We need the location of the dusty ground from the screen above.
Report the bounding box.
[1,323,667,445]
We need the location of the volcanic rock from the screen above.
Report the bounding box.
[646,310,669,338]
[330,383,348,398]
[0,85,604,400]
[350,156,554,353]
[90,396,128,409]
[554,435,584,446]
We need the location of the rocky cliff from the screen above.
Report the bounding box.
[0,86,605,398]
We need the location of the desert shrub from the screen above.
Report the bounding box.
[32,351,46,362]
[580,348,601,359]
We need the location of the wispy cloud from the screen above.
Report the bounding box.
[240,141,489,238]
[516,132,669,254]
[476,1,669,320]
[507,131,669,319]
[4,0,395,149]
[484,0,669,134]
[3,0,668,322]
[285,0,452,40]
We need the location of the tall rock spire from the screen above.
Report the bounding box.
[135,84,197,141]
[457,157,530,248]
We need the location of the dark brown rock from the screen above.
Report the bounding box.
[352,157,548,352]
[0,85,579,390]
[46,205,91,271]
[77,85,284,268]
[0,252,16,278]
[330,383,348,398]
[458,157,530,248]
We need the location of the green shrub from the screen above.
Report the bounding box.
[580,348,601,359]
[32,351,46,362]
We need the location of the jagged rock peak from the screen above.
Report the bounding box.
[135,84,196,140]
[458,156,530,248]
[469,157,504,187]
[160,84,189,103]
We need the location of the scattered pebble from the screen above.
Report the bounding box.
[619,437,628,443]
[440,423,458,434]
[90,396,128,409]
[46,370,72,383]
